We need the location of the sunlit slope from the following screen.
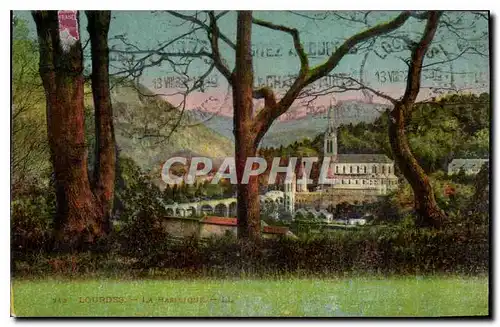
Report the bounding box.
[107,81,235,171]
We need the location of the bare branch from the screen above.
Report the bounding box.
[166,11,236,50]
[409,11,430,20]
[400,11,442,105]
[297,75,398,104]
[306,11,411,85]
[207,11,234,83]
[252,11,412,142]
[252,18,308,74]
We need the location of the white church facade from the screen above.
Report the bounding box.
[291,103,398,212]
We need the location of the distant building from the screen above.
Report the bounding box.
[294,208,318,219]
[318,209,334,222]
[332,218,367,226]
[163,216,297,239]
[160,216,200,238]
[294,208,334,223]
[297,102,398,195]
[348,218,367,226]
[284,173,296,215]
[447,159,489,175]
[199,216,237,238]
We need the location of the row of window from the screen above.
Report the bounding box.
[338,179,397,186]
[335,165,392,175]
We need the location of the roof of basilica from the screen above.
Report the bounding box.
[332,154,393,164]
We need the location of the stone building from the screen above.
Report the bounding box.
[161,216,297,239]
[447,158,489,175]
[291,102,399,210]
[284,173,296,215]
[299,103,398,194]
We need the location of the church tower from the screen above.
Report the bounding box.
[284,173,296,215]
[296,160,309,193]
[324,101,338,157]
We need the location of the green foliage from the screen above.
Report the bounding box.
[13,217,488,277]
[11,183,55,269]
[116,210,172,268]
[114,157,165,224]
[335,93,490,173]
[373,194,403,224]
[12,17,49,191]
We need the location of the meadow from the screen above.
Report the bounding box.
[11,275,489,317]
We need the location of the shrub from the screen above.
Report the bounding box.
[11,183,55,270]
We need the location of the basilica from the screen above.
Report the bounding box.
[285,104,399,214]
[302,104,397,192]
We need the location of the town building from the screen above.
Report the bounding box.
[291,102,399,211]
[160,216,296,239]
[447,158,489,175]
[284,173,296,215]
[318,103,398,192]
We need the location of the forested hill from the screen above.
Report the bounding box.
[259,92,490,174]
[106,81,235,172]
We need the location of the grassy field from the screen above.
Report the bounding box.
[11,276,489,317]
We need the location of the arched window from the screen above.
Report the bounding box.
[355,179,359,184]
[364,166,367,173]
[336,166,339,173]
[350,166,353,174]
[343,166,346,174]
[382,166,385,174]
[388,166,391,174]
[373,165,377,174]
[357,166,360,174]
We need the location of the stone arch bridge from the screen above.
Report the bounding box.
[164,191,285,218]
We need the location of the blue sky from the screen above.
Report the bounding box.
[15,11,490,112]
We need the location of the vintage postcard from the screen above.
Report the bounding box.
[11,10,490,317]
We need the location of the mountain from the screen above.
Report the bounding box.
[191,100,387,148]
[108,82,235,172]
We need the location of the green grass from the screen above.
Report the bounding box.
[12,276,489,317]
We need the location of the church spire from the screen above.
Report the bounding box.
[324,100,338,157]
[326,99,336,134]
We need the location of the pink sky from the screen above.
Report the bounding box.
[157,84,488,121]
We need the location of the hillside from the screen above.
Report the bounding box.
[107,82,235,172]
[193,100,387,148]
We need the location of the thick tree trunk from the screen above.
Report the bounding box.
[234,139,261,241]
[32,11,104,250]
[388,105,447,228]
[386,12,446,229]
[87,11,116,233]
[233,11,261,241]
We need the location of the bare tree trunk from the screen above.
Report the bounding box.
[233,11,261,241]
[32,11,104,250]
[387,11,447,228]
[388,105,446,228]
[87,11,116,233]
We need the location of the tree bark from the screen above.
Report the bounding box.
[388,105,446,228]
[32,11,104,250]
[233,11,261,241]
[87,11,116,233]
[388,11,447,228]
